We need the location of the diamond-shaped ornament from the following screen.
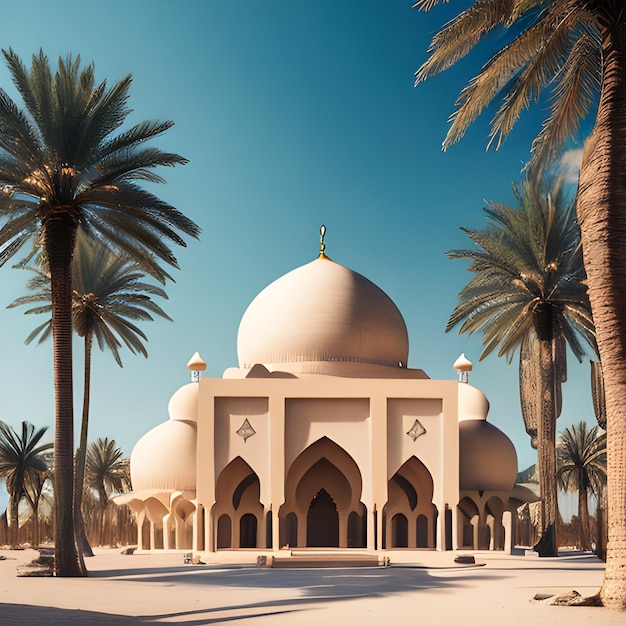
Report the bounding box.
[236,418,256,443]
[406,419,426,442]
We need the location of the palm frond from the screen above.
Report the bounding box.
[415,0,601,169]
[447,171,595,365]
[557,421,606,496]
[412,0,449,11]
[85,437,131,506]
[416,0,514,83]
[0,49,198,272]
[97,120,176,160]
[530,21,601,168]
[443,17,550,148]
[10,230,172,365]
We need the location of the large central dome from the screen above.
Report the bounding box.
[237,254,409,376]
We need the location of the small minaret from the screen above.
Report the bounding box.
[187,352,207,383]
[453,353,473,383]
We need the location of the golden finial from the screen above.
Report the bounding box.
[319,224,327,259]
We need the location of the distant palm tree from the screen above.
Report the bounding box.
[447,174,595,556]
[0,421,52,546]
[557,421,606,551]
[84,438,130,546]
[22,451,53,547]
[9,230,171,556]
[0,50,198,576]
[414,0,626,605]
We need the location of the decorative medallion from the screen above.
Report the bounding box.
[406,419,426,442]
[236,418,256,443]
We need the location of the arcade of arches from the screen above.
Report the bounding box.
[123,431,521,554]
[211,438,440,551]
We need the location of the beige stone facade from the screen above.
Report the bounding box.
[119,249,522,556]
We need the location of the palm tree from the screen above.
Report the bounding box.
[0,421,52,546]
[557,421,606,551]
[22,451,53,547]
[0,50,199,576]
[84,438,130,546]
[447,174,595,556]
[414,0,626,606]
[8,230,172,557]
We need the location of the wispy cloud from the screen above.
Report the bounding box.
[560,148,584,183]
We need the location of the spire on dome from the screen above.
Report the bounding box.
[318,224,329,260]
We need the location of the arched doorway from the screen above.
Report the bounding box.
[458,497,479,549]
[284,512,298,548]
[348,510,367,548]
[486,497,505,550]
[144,498,168,550]
[171,496,195,550]
[307,489,339,547]
[240,513,258,548]
[391,513,408,547]
[384,456,437,549]
[417,514,429,548]
[281,437,366,549]
[217,514,231,548]
[214,457,263,549]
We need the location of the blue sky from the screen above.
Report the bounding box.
[0,0,595,483]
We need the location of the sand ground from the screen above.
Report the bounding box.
[0,547,624,625]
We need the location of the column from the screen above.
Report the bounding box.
[367,508,376,551]
[268,395,286,551]
[370,395,388,553]
[503,510,513,554]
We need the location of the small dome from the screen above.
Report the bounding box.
[237,256,409,375]
[130,420,197,492]
[168,383,199,423]
[459,420,518,492]
[458,383,489,422]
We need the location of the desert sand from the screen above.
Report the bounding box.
[0,547,624,625]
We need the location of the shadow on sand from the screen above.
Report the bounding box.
[1,562,499,624]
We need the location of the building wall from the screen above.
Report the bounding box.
[195,374,461,551]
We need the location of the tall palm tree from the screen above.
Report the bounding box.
[447,174,595,556]
[557,421,606,551]
[8,230,172,557]
[0,50,199,576]
[0,421,52,546]
[84,438,130,546]
[414,0,626,606]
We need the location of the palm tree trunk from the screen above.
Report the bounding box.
[44,214,83,577]
[73,331,94,558]
[597,487,608,561]
[0,511,7,545]
[533,331,558,556]
[98,486,108,546]
[32,499,40,547]
[577,15,626,610]
[10,492,19,547]
[578,483,590,551]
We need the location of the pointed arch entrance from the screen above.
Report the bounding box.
[213,457,263,549]
[383,456,437,549]
[307,488,339,547]
[281,437,366,548]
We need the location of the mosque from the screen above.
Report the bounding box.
[117,228,527,556]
